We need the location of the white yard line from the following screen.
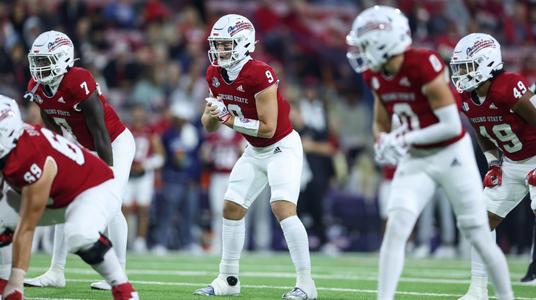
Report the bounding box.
[64,278,536,299]
[30,267,531,287]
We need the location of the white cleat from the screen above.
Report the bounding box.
[283,280,317,300]
[90,280,112,291]
[24,269,66,288]
[193,276,240,296]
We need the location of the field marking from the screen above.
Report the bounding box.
[30,267,532,287]
[64,278,536,300]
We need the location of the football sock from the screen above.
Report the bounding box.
[0,244,12,280]
[465,227,512,299]
[470,230,496,280]
[531,218,536,264]
[107,212,128,270]
[219,218,245,277]
[90,249,128,286]
[50,224,68,273]
[378,209,418,300]
[280,215,313,287]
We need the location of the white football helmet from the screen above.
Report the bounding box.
[450,33,503,93]
[346,6,412,73]
[0,95,24,159]
[28,30,75,85]
[208,14,255,68]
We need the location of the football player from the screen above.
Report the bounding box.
[22,30,135,291]
[0,96,138,300]
[192,14,317,300]
[346,6,513,300]
[451,33,536,299]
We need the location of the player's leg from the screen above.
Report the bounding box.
[91,128,135,291]
[439,137,513,300]
[521,219,536,283]
[414,198,434,258]
[434,189,456,258]
[267,131,316,300]
[209,173,229,254]
[0,245,11,292]
[378,160,437,300]
[64,179,138,300]
[133,172,154,253]
[194,151,267,296]
[0,190,19,290]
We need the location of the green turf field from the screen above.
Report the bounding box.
[22,253,535,299]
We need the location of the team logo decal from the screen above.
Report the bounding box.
[227,21,253,37]
[47,36,72,52]
[212,77,220,88]
[462,102,469,112]
[357,21,392,37]
[466,39,495,57]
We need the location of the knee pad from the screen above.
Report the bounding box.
[457,214,486,230]
[0,229,13,248]
[75,233,112,265]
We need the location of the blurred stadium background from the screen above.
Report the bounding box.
[1,0,536,288]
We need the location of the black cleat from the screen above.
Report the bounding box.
[520,262,536,284]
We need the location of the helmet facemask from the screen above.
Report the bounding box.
[346,34,388,73]
[450,59,481,92]
[208,35,251,69]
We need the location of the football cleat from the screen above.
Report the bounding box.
[282,287,317,300]
[520,262,536,284]
[193,276,240,296]
[112,282,139,300]
[91,280,112,290]
[24,269,66,288]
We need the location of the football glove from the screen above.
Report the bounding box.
[374,125,408,166]
[483,161,502,188]
[205,97,230,123]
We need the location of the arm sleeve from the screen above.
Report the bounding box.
[404,104,462,145]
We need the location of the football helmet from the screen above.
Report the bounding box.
[0,95,23,159]
[28,30,75,85]
[208,14,255,68]
[450,33,503,93]
[346,5,412,73]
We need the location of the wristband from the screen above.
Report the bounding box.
[233,117,260,137]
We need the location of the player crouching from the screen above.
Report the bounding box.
[0,96,138,300]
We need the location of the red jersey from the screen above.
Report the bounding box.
[206,59,293,147]
[2,125,114,208]
[363,48,465,148]
[130,126,155,166]
[461,72,536,161]
[204,128,245,173]
[28,67,126,151]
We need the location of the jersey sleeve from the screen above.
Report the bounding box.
[249,63,279,95]
[66,68,98,103]
[412,51,446,87]
[494,73,530,108]
[4,142,46,188]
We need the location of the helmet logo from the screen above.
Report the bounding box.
[357,22,392,37]
[466,39,495,57]
[48,36,72,52]
[227,21,253,37]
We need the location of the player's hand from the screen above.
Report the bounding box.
[0,229,13,247]
[526,168,536,215]
[374,125,408,165]
[483,162,502,188]
[205,97,230,123]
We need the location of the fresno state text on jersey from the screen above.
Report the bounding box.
[2,125,114,208]
[206,59,292,147]
[363,48,465,148]
[461,72,536,161]
[27,67,125,151]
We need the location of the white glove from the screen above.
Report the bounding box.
[205,97,230,123]
[374,125,408,166]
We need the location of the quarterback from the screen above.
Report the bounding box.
[193,14,317,300]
